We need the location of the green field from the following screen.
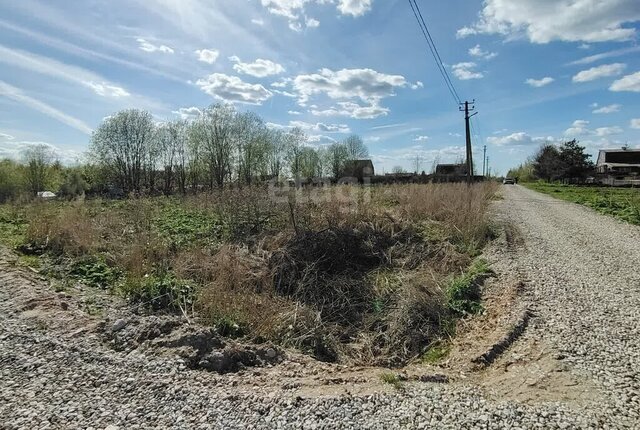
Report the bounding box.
[523,182,640,225]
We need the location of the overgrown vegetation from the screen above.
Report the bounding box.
[0,182,497,366]
[523,182,640,225]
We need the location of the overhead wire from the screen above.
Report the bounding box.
[407,0,461,105]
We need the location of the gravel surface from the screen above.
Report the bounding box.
[1,184,639,429]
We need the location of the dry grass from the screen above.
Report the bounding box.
[15,182,498,365]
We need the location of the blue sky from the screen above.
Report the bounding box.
[0,0,639,175]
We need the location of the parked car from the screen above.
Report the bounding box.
[503,177,515,185]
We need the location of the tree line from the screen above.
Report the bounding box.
[0,104,370,202]
[91,104,369,194]
[507,139,594,183]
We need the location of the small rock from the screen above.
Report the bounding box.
[112,319,127,332]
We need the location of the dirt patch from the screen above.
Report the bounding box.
[478,336,601,405]
[101,314,284,374]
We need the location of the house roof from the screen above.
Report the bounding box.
[598,149,640,165]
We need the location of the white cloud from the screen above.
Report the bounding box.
[252,18,265,25]
[564,119,591,136]
[414,135,429,142]
[271,78,292,88]
[593,104,621,114]
[306,17,320,28]
[267,120,350,134]
[293,68,406,104]
[0,44,130,99]
[195,49,220,64]
[288,110,302,115]
[411,81,424,90]
[525,77,554,87]
[630,119,640,129]
[487,132,555,146]
[0,81,93,135]
[307,134,337,145]
[594,126,623,137]
[311,102,390,119]
[172,107,202,120]
[563,119,623,137]
[468,44,497,60]
[457,0,640,43]
[336,0,373,17]
[456,27,477,39]
[260,0,372,31]
[572,63,626,83]
[0,132,15,141]
[290,120,350,133]
[610,71,640,92]
[230,56,285,77]
[85,82,130,98]
[452,62,483,80]
[137,38,174,54]
[292,68,405,118]
[195,73,273,104]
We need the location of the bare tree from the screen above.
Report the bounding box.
[90,109,156,193]
[265,128,286,180]
[157,120,189,194]
[23,144,54,194]
[343,135,368,160]
[235,112,267,185]
[189,104,236,188]
[284,127,306,182]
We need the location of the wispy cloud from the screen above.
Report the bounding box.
[0,19,186,83]
[0,81,93,134]
[0,44,130,98]
[568,46,640,66]
[137,38,174,54]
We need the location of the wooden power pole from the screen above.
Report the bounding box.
[460,101,477,184]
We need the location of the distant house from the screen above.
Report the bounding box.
[596,148,640,186]
[433,163,468,183]
[341,160,375,183]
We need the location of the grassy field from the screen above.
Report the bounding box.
[0,183,497,366]
[523,182,640,225]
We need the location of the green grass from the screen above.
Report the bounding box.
[0,205,28,248]
[523,182,640,225]
[154,204,226,248]
[446,259,491,316]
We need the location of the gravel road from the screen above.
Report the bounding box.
[1,184,639,429]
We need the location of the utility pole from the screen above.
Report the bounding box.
[486,156,490,178]
[414,155,422,174]
[459,100,477,184]
[482,145,487,177]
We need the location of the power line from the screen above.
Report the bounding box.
[408,0,461,105]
